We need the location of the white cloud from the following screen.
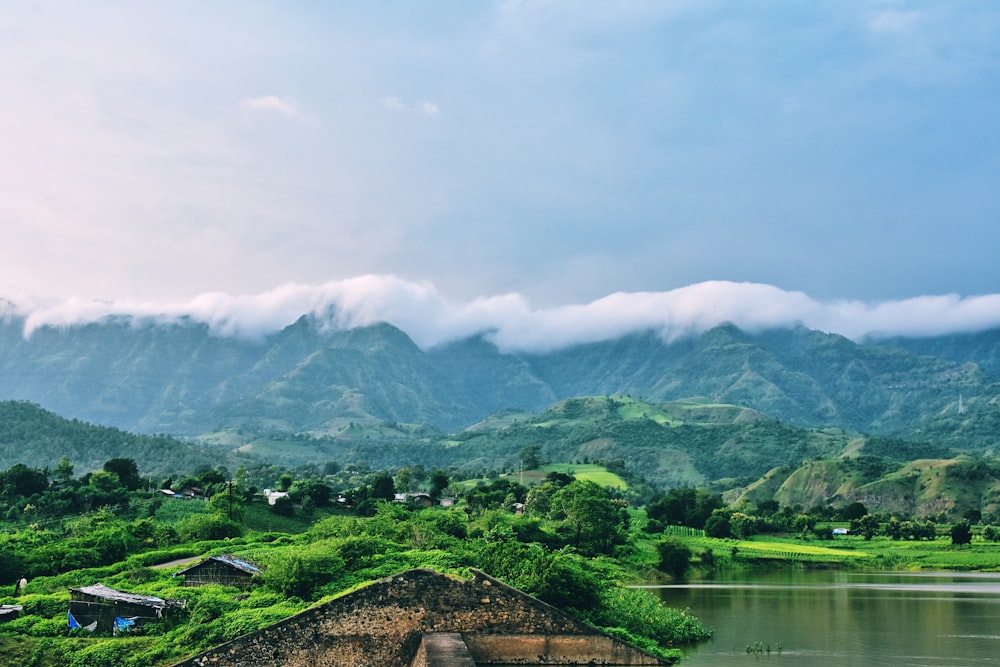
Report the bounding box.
[242,95,301,117]
[382,96,440,116]
[13,278,1000,352]
[866,8,924,35]
[381,96,407,111]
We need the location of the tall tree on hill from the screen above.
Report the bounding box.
[103,458,142,491]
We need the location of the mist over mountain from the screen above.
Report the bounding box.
[1,298,998,449]
[7,278,1000,352]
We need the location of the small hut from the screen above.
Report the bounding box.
[68,584,185,633]
[174,554,262,588]
[0,605,22,623]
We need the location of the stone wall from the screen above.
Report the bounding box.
[172,568,668,667]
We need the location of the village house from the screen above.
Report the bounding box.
[68,583,185,634]
[262,488,289,505]
[174,554,262,588]
[0,604,22,623]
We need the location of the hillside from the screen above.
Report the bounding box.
[1,316,998,451]
[730,454,1000,520]
[0,401,249,478]
[1,395,996,520]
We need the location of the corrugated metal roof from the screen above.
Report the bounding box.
[175,554,262,577]
[70,584,169,608]
[211,554,262,574]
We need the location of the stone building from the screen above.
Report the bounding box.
[172,568,669,666]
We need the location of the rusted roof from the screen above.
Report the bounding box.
[70,584,175,608]
[175,554,262,577]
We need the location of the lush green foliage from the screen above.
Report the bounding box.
[0,469,715,667]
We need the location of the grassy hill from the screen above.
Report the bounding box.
[729,454,1000,520]
[0,401,251,478]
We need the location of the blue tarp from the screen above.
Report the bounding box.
[113,616,136,634]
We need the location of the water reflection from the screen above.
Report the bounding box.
[642,570,1000,666]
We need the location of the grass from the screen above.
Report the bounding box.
[455,463,628,490]
[542,464,628,489]
[614,399,681,426]
[651,527,1000,570]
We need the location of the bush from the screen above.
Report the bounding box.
[260,544,345,600]
[532,552,601,611]
[588,587,713,647]
[704,513,732,538]
[657,537,692,580]
[643,518,665,534]
[188,589,240,624]
[175,515,243,542]
[69,641,142,667]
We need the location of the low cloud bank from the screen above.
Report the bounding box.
[5,277,1000,352]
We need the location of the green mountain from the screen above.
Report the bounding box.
[0,401,249,478]
[1,316,998,453]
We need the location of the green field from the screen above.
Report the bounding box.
[543,464,628,489]
[653,526,1000,570]
[455,463,629,491]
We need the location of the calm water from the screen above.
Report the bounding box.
[645,569,1000,666]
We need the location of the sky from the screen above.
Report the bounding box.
[1,1,998,348]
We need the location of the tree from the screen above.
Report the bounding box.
[704,511,732,538]
[1,463,49,500]
[549,480,625,556]
[209,488,244,523]
[657,537,692,580]
[524,482,560,518]
[396,467,413,492]
[964,509,983,524]
[839,502,868,521]
[269,495,295,517]
[103,458,142,491]
[54,456,75,484]
[729,512,761,539]
[519,445,542,471]
[429,470,449,500]
[647,488,722,529]
[371,474,396,501]
[850,514,880,541]
[291,479,333,507]
[951,521,972,547]
[89,470,122,493]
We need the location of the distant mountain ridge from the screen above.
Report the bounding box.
[1,315,998,449]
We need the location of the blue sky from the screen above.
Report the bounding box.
[1,1,998,342]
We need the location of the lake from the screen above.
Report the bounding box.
[644,569,1000,666]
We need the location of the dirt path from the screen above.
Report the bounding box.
[150,556,200,570]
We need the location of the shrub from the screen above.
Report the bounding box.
[260,545,345,600]
[656,537,691,580]
[175,515,243,542]
[68,641,142,667]
[588,587,713,647]
[532,552,601,611]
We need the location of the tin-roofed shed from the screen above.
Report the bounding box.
[174,554,262,588]
[69,584,185,633]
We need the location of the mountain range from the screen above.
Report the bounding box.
[1,314,998,454]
